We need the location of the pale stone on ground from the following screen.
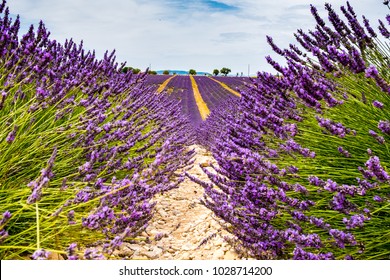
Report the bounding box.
[120,145,244,260]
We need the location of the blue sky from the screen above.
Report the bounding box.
[7,0,389,75]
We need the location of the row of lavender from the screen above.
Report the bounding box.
[193,76,240,111]
[145,75,246,125]
[193,2,390,260]
[212,76,251,92]
[0,0,193,259]
[166,75,203,126]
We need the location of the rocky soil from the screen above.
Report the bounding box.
[116,145,247,260]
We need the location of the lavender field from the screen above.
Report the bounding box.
[145,74,245,125]
[0,0,389,261]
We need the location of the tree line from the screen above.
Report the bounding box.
[122,66,236,76]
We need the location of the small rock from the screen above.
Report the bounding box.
[224,251,237,260]
[221,245,229,252]
[171,245,182,251]
[48,252,64,260]
[127,244,143,252]
[181,244,193,251]
[167,247,176,253]
[179,252,191,260]
[134,256,149,260]
[213,249,225,260]
[117,247,134,258]
[214,239,223,246]
[142,247,163,260]
[158,209,168,217]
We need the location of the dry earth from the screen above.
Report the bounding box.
[115,145,249,260]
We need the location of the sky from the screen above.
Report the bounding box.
[7,0,389,75]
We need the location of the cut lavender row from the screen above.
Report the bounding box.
[194,76,240,111]
[212,76,252,92]
[166,75,203,127]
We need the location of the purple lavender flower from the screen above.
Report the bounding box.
[316,116,350,138]
[372,100,383,109]
[330,192,356,213]
[377,136,385,144]
[5,125,17,143]
[266,36,284,56]
[378,120,390,134]
[66,243,79,260]
[342,214,369,229]
[0,211,11,242]
[365,65,390,93]
[362,16,377,37]
[83,248,105,260]
[362,63,376,76]
[373,195,382,202]
[67,210,76,225]
[365,156,390,182]
[32,249,49,260]
[324,179,339,192]
[0,229,9,243]
[309,216,330,230]
[0,211,11,226]
[369,130,386,144]
[154,232,167,241]
[308,176,325,187]
[26,147,58,204]
[329,229,357,248]
[337,146,351,157]
[378,19,390,38]
[287,166,298,174]
[293,246,334,260]
[358,166,374,181]
[36,87,49,99]
[109,235,123,250]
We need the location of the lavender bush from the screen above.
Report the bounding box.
[192,2,390,260]
[0,0,193,259]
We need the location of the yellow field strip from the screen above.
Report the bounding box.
[189,75,210,120]
[157,75,176,93]
[208,77,241,97]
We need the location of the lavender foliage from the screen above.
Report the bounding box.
[192,2,390,260]
[0,0,194,259]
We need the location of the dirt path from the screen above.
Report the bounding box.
[117,145,245,260]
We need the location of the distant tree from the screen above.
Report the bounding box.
[122,66,133,73]
[220,67,231,76]
[213,69,219,76]
[132,68,141,74]
[148,70,157,75]
[163,70,170,75]
[189,69,197,75]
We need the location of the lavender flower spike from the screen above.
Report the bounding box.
[32,249,49,260]
[372,100,383,109]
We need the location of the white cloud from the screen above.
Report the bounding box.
[7,0,389,75]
